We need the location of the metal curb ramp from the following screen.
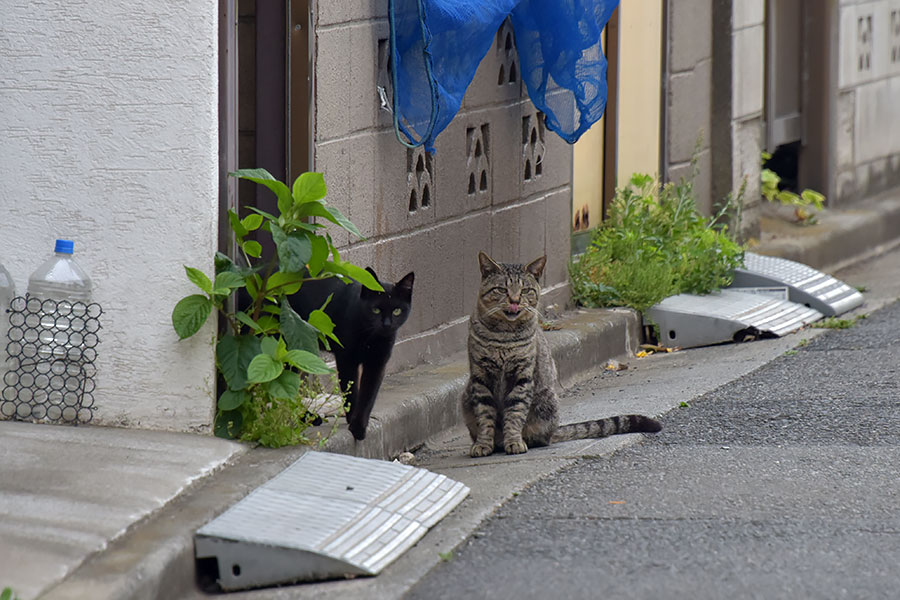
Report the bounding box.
[195,451,469,591]
[646,253,863,349]
[732,253,863,317]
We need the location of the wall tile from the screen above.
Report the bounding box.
[855,79,893,162]
[317,0,387,26]
[670,0,712,72]
[733,0,764,29]
[543,189,572,288]
[732,25,765,119]
[463,17,523,109]
[668,60,712,164]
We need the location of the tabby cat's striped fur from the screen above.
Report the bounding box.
[461,252,662,457]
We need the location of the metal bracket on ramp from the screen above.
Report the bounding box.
[195,451,469,591]
[646,290,823,349]
[730,252,863,316]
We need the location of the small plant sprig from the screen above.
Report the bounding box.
[2,588,19,600]
[172,169,381,446]
[761,152,825,225]
[569,172,745,314]
[812,315,866,330]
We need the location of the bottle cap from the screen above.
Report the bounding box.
[55,239,75,254]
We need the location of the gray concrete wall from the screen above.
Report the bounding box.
[664,0,714,215]
[711,0,765,240]
[312,10,573,373]
[834,0,900,206]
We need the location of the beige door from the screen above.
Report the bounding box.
[572,2,663,251]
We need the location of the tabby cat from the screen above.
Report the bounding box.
[290,268,414,441]
[461,252,662,457]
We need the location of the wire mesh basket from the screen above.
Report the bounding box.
[1,296,102,424]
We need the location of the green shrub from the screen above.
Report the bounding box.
[570,173,745,314]
[172,169,375,447]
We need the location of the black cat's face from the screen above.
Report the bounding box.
[359,270,414,334]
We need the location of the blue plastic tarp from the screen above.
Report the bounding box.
[389,0,619,151]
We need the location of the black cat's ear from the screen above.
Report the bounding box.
[478,251,502,278]
[525,255,547,280]
[361,267,381,299]
[395,272,415,298]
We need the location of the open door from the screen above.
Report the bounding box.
[218,0,313,259]
[765,0,831,196]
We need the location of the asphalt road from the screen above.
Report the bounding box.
[405,300,900,600]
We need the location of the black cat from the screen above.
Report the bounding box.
[290,268,414,441]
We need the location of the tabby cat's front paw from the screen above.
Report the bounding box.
[470,442,494,457]
[504,439,528,455]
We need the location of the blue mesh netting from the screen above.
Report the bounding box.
[389,0,619,151]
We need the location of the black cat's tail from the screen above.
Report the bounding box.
[550,414,662,443]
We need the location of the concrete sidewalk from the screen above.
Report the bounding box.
[2,191,899,600]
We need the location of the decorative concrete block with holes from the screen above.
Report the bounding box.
[312,9,573,373]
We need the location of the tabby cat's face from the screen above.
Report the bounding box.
[475,252,546,327]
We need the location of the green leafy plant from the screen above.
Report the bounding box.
[570,173,745,314]
[172,168,381,447]
[2,588,19,600]
[761,152,825,225]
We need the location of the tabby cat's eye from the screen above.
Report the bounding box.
[392,308,402,316]
[372,307,381,314]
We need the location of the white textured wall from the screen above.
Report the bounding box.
[0,1,219,431]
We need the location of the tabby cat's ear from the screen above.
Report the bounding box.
[478,251,502,278]
[395,272,415,298]
[525,255,547,280]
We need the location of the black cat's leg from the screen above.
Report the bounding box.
[347,355,390,441]
[335,355,359,426]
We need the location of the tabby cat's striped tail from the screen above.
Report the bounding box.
[550,414,662,443]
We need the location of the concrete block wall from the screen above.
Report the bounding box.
[313,10,573,372]
[0,1,220,432]
[711,0,765,240]
[665,0,714,215]
[835,0,900,204]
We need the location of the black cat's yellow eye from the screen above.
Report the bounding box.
[372,307,381,314]
[392,308,402,316]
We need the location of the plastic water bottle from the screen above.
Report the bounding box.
[27,239,93,371]
[0,259,14,386]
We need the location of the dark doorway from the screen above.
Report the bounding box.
[218,0,312,259]
[765,0,832,200]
